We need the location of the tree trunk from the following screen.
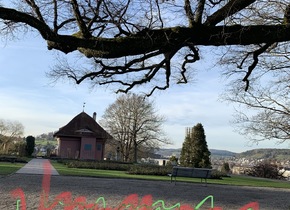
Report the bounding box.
[133,141,138,163]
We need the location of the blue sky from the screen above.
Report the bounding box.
[1,33,289,153]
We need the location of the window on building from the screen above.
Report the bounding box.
[97,144,102,151]
[84,144,92,151]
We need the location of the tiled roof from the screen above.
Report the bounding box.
[54,112,112,139]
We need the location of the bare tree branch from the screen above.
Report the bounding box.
[1,1,290,98]
[194,0,206,24]
[205,0,256,26]
[184,0,195,26]
[24,0,45,23]
[70,0,91,38]
[242,43,273,91]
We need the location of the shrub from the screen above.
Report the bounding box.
[221,162,231,174]
[59,160,132,171]
[57,159,173,176]
[210,170,230,179]
[127,164,172,176]
[0,156,28,163]
[247,161,284,179]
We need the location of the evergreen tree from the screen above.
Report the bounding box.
[180,123,211,168]
[179,129,192,167]
[25,135,35,157]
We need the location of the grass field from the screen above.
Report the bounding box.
[51,161,290,189]
[35,140,57,146]
[1,160,289,189]
[0,162,25,175]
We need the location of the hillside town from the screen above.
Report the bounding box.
[151,148,290,180]
[211,156,290,178]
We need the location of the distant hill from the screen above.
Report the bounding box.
[156,148,236,158]
[155,148,181,158]
[236,148,290,160]
[156,148,290,160]
[210,149,236,157]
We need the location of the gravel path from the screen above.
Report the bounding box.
[1,173,290,209]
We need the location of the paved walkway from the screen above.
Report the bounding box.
[1,173,290,209]
[16,158,59,175]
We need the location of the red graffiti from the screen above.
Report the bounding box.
[10,161,259,210]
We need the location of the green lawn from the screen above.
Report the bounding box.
[1,160,289,189]
[35,140,57,146]
[208,175,290,188]
[51,161,169,180]
[0,162,25,175]
[51,161,290,189]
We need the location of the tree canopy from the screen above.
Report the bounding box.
[1,0,290,96]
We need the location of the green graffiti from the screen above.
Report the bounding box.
[16,199,20,210]
[151,199,181,210]
[58,196,107,209]
[195,195,214,209]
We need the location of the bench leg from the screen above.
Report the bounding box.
[170,176,177,185]
[200,178,208,187]
[204,178,208,187]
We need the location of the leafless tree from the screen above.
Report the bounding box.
[247,161,285,180]
[208,1,290,145]
[221,68,290,144]
[1,1,290,96]
[0,119,24,154]
[101,93,169,162]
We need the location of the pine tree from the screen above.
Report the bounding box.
[179,130,192,166]
[25,135,35,157]
[180,123,211,168]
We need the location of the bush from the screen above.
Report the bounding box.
[210,170,223,179]
[221,162,231,174]
[127,164,172,176]
[58,160,132,171]
[210,170,230,179]
[57,159,173,176]
[247,161,284,179]
[0,156,28,163]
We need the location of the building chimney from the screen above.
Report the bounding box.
[93,112,97,121]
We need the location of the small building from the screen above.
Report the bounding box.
[279,167,290,180]
[140,158,170,166]
[155,158,171,166]
[54,112,112,160]
[231,166,251,175]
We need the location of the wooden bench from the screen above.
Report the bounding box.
[169,166,212,185]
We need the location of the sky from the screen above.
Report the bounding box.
[1,34,289,154]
